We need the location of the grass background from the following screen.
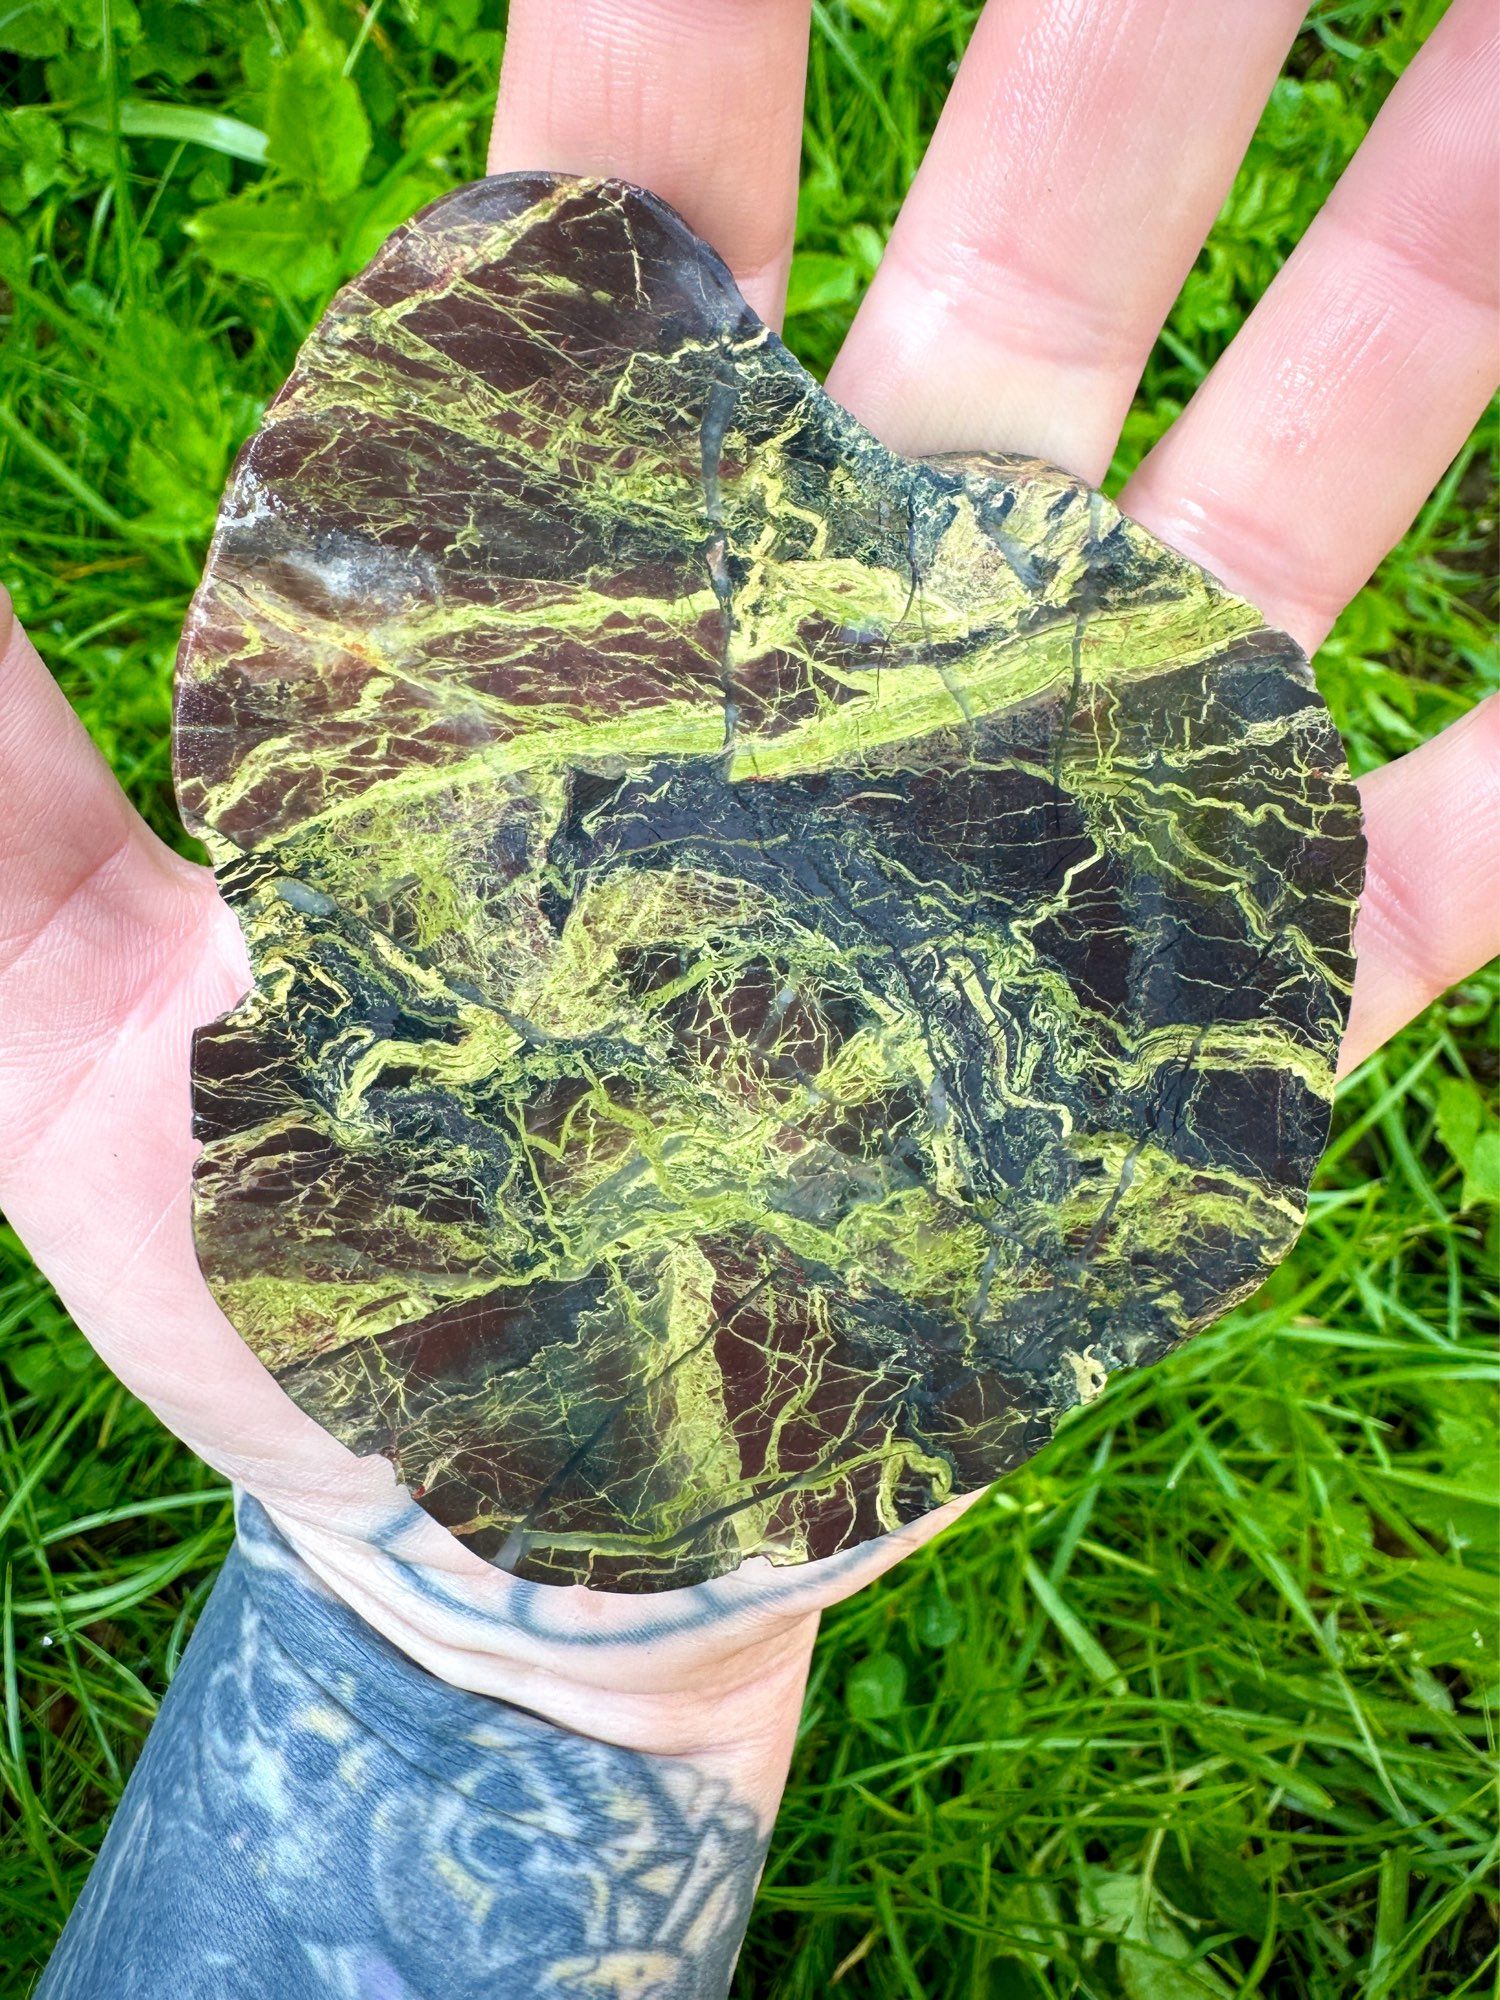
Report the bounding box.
[0,2,1495,1994]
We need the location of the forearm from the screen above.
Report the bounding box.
[38,1498,779,2000]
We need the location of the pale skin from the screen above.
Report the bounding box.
[1,0,1497,1862]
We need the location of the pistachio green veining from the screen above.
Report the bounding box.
[174,176,1363,1588]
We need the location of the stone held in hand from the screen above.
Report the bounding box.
[173,174,1364,1591]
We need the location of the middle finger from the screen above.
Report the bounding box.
[829,0,1306,478]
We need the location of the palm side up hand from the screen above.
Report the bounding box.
[1,0,1495,1808]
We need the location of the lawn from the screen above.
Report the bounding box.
[0,3,1496,1995]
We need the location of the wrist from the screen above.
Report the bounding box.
[43,1496,776,1999]
[253,1489,820,1817]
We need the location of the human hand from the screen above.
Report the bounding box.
[2,0,1496,1829]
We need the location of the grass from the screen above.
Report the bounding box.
[0,2,1495,1994]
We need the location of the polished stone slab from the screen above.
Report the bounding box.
[175,175,1363,1589]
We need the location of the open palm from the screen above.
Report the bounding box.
[1,0,1495,1772]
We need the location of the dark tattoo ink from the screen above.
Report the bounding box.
[38,1499,766,2000]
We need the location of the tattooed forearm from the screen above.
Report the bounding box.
[38,1500,767,2000]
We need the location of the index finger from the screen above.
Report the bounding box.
[488,0,813,326]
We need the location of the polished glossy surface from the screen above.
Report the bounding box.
[175,175,1363,1589]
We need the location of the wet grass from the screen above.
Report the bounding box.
[1,3,1495,1994]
